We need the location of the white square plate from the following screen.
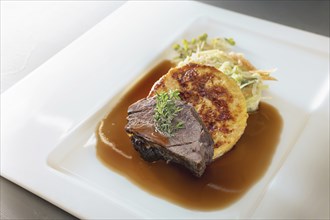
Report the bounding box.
[1,2,329,219]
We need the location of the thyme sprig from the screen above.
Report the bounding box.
[154,90,185,136]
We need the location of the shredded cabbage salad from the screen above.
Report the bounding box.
[172,34,275,112]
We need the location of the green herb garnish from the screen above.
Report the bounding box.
[172,33,235,63]
[225,37,236,46]
[154,90,185,136]
[172,33,208,62]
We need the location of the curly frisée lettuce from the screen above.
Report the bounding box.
[172,34,276,112]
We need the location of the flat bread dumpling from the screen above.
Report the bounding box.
[149,63,248,160]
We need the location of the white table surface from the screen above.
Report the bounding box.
[1,1,329,219]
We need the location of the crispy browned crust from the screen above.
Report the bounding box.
[149,63,248,160]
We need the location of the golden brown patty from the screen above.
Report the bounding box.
[149,63,248,160]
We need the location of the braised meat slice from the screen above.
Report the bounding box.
[125,97,214,177]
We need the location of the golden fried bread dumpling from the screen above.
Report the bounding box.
[149,63,248,160]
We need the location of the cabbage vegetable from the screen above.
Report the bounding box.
[172,34,275,112]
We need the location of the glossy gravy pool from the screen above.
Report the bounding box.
[96,60,283,210]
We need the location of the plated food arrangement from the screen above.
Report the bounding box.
[96,34,282,210]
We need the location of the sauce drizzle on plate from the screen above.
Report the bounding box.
[96,60,283,210]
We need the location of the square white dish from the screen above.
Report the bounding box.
[1,1,329,219]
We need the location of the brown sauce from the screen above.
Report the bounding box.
[96,60,283,210]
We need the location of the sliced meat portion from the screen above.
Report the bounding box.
[125,97,214,177]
